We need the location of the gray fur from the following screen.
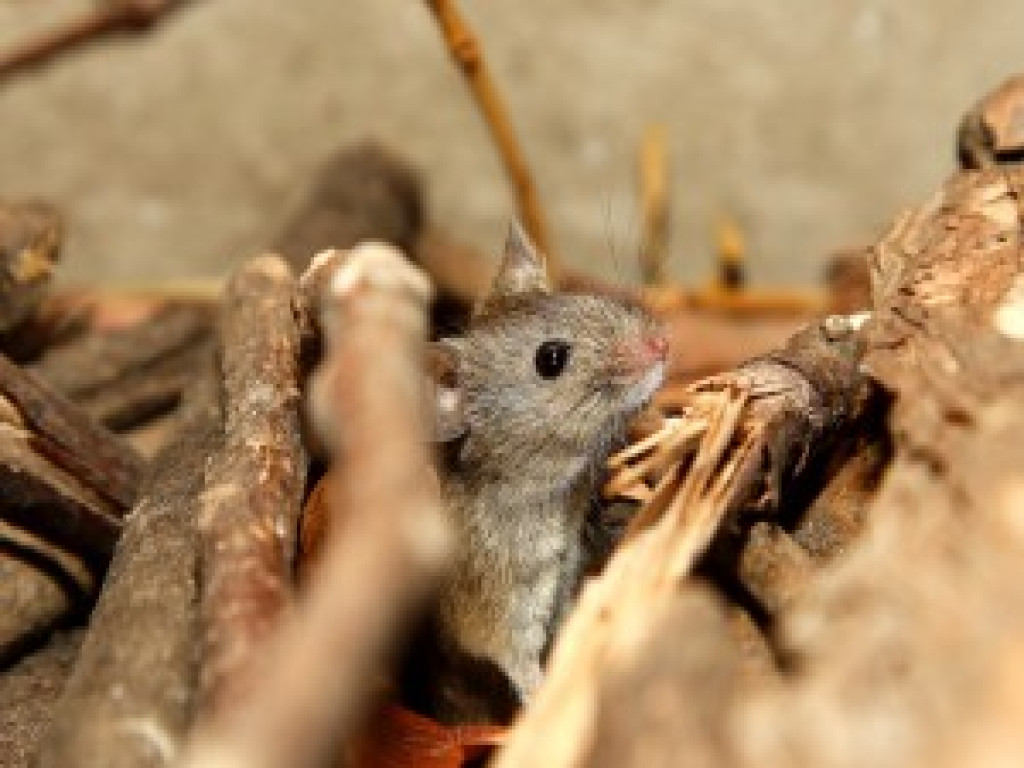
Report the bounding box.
[426,226,666,721]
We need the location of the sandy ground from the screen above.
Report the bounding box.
[0,0,1020,288]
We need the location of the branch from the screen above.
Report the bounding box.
[0,1,190,79]
[30,302,214,432]
[423,0,557,275]
[638,124,670,285]
[178,243,452,768]
[0,353,143,512]
[195,255,308,712]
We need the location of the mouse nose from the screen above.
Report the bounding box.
[645,334,669,362]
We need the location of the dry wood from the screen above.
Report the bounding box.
[729,166,1024,768]
[196,255,308,712]
[0,0,190,78]
[178,243,451,768]
[0,200,61,337]
[737,522,815,615]
[0,417,123,568]
[496,387,751,767]
[0,297,91,365]
[0,353,144,512]
[0,629,82,767]
[37,363,221,768]
[0,533,76,666]
[423,0,556,273]
[31,302,214,432]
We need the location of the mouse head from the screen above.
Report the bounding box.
[428,223,669,475]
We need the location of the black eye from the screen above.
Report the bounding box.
[535,340,571,379]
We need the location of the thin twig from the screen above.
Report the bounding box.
[0,1,189,78]
[423,0,557,277]
[638,124,670,285]
[713,214,746,292]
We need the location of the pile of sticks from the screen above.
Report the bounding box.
[2,54,1023,768]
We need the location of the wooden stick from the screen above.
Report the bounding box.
[178,243,452,768]
[38,364,221,768]
[0,1,189,78]
[196,256,308,712]
[423,0,557,276]
[713,214,746,292]
[31,302,214,432]
[0,353,143,511]
[0,629,82,765]
[0,527,77,666]
[0,425,122,567]
[638,124,670,285]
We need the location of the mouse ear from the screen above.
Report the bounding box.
[425,340,467,443]
[478,221,551,312]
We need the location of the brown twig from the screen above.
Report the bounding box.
[196,255,308,713]
[713,214,746,292]
[0,524,79,666]
[0,353,143,511]
[0,351,145,580]
[638,124,670,285]
[31,302,214,432]
[179,243,452,768]
[0,1,190,78]
[423,0,557,276]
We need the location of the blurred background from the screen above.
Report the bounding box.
[0,0,1019,287]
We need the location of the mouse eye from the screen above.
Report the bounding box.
[535,340,571,379]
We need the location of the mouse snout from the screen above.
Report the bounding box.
[610,329,670,375]
[644,333,670,362]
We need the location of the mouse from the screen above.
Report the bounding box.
[408,222,669,724]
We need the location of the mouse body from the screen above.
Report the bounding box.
[415,224,668,723]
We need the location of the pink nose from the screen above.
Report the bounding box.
[645,334,669,362]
